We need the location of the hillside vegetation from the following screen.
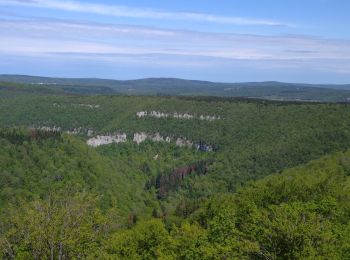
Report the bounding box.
[104,150,350,259]
[1,83,350,195]
[1,82,350,258]
[0,131,349,258]
[1,75,350,101]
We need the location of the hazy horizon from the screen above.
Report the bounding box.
[1,0,350,83]
[2,73,350,85]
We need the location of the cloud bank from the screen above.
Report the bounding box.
[0,17,348,61]
[0,0,288,26]
[0,1,349,82]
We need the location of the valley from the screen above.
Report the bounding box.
[0,81,350,258]
[1,0,349,258]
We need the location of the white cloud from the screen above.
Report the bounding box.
[0,0,288,26]
[0,17,349,61]
[0,15,349,80]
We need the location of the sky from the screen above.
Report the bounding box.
[0,0,350,83]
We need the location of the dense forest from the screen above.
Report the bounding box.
[0,82,350,259]
[2,75,350,101]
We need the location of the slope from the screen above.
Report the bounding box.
[105,149,350,259]
[1,75,350,101]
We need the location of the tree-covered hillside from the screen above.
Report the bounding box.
[105,150,350,259]
[1,137,349,259]
[1,83,350,258]
[1,83,350,197]
[0,128,208,217]
[1,75,350,101]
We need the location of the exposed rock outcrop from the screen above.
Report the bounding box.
[175,138,193,148]
[86,132,214,151]
[38,126,62,132]
[87,133,127,147]
[136,111,220,121]
[133,132,148,144]
[33,126,94,136]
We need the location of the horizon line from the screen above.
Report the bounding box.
[1,73,349,86]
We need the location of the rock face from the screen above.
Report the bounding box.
[175,138,193,148]
[33,126,94,136]
[66,127,94,136]
[37,126,62,132]
[136,111,147,117]
[199,115,220,121]
[133,132,168,144]
[151,133,164,142]
[133,132,148,144]
[86,132,214,151]
[173,113,193,119]
[86,133,127,147]
[87,129,94,136]
[32,126,214,151]
[195,143,214,152]
[136,111,220,121]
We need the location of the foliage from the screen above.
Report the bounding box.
[2,76,350,101]
[0,191,106,259]
[1,85,350,258]
[106,151,350,259]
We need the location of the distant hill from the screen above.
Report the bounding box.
[1,77,350,258]
[1,74,350,102]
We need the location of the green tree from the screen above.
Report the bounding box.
[0,191,106,259]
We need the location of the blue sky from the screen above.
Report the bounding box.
[0,0,350,83]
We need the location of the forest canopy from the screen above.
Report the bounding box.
[0,83,350,259]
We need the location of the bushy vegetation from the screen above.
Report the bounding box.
[2,75,350,101]
[1,139,349,258]
[0,129,208,216]
[2,86,350,197]
[1,83,350,258]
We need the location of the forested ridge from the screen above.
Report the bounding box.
[2,75,350,102]
[0,82,350,259]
